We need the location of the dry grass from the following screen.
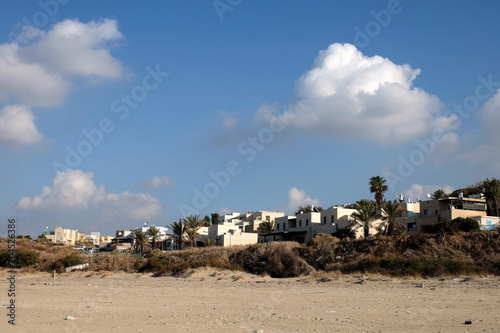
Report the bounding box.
[230,242,313,278]
[1,232,500,277]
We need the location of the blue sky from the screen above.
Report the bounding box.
[1,0,500,237]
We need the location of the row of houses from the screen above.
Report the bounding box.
[259,195,499,244]
[43,226,113,246]
[44,194,500,251]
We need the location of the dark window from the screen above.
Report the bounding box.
[299,220,302,227]
[306,219,309,226]
[323,216,326,224]
[407,223,417,231]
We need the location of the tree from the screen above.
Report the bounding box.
[484,178,500,217]
[351,200,378,239]
[168,219,186,250]
[211,213,220,225]
[294,205,323,215]
[331,227,356,240]
[370,176,388,208]
[183,215,205,247]
[147,225,161,250]
[258,220,274,235]
[204,237,216,247]
[380,200,405,236]
[431,189,447,200]
[203,215,211,226]
[133,230,149,255]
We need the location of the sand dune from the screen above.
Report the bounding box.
[1,269,499,332]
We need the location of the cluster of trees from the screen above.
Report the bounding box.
[348,176,500,239]
[348,176,405,239]
[166,214,212,252]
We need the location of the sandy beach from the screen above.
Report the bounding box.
[1,269,499,332]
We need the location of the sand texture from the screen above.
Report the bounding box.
[1,269,499,332]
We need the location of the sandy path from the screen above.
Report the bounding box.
[1,269,499,332]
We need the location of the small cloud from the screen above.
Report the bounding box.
[401,184,454,201]
[16,169,162,222]
[143,176,174,188]
[0,104,43,147]
[217,207,233,216]
[285,187,321,215]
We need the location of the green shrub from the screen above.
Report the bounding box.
[0,249,39,268]
[332,227,356,240]
[51,254,83,273]
[421,217,480,234]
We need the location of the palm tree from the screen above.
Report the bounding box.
[431,189,446,200]
[147,225,160,250]
[183,215,205,247]
[257,220,274,235]
[370,176,388,208]
[380,200,405,236]
[133,230,149,255]
[484,178,500,216]
[351,199,378,239]
[168,219,186,250]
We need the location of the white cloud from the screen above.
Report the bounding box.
[465,89,500,172]
[0,44,69,107]
[0,18,126,148]
[401,184,454,201]
[285,187,321,214]
[16,169,162,222]
[21,18,124,79]
[217,207,233,216]
[256,43,456,144]
[143,176,174,188]
[0,104,43,146]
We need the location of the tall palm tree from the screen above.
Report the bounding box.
[380,200,405,236]
[431,189,446,200]
[351,200,378,239]
[183,215,205,247]
[484,178,500,216]
[147,225,160,250]
[257,220,274,235]
[168,219,186,250]
[370,176,388,208]
[133,230,149,255]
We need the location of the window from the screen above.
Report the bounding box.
[276,224,279,231]
[283,222,286,230]
[407,223,417,231]
[266,215,270,222]
[435,210,438,215]
[323,216,326,224]
[299,220,302,227]
[306,219,309,226]
[331,215,335,223]
[424,209,431,216]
